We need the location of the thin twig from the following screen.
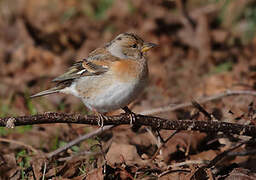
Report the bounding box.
[168,160,209,169]
[206,139,253,168]
[192,100,212,120]
[42,162,47,180]
[227,149,256,157]
[145,127,160,147]
[151,130,180,160]
[46,125,114,158]
[58,151,97,162]
[188,141,250,178]
[140,90,256,115]
[158,169,191,178]
[156,129,165,144]
[176,0,196,30]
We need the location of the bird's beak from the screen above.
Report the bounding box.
[141,42,157,53]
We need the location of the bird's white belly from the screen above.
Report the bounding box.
[83,81,145,113]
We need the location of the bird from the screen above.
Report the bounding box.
[31,33,156,127]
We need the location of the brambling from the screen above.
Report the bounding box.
[31,33,156,126]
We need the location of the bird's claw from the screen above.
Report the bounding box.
[128,112,136,126]
[97,114,107,128]
[122,106,137,126]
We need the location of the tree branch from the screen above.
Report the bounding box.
[1,112,256,137]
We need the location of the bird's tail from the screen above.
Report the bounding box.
[30,86,61,98]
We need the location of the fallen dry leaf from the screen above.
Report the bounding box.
[106,142,146,166]
[226,168,256,180]
[86,167,104,180]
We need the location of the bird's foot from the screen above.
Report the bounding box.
[97,113,108,128]
[122,106,137,125]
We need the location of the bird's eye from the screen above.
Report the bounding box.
[132,44,137,48]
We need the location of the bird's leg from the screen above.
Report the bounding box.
[122,106,136,125]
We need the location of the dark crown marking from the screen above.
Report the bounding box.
[123,33,139,41]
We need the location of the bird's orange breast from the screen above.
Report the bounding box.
[111,60,142,82]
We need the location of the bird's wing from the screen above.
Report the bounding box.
[52,52,119,83]
[52,59,108,82]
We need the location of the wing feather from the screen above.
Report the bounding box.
[52,55,116,82]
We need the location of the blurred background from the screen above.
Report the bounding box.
[1,0,256,116]
[1,0,256,178]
